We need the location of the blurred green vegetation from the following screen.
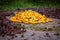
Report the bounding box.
[30,26,60,31]
[0,0,60,10]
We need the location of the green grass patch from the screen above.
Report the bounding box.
[30,26,43,31]
[53,27,60,31]
[0,0,60,11]
[30,26,60,31]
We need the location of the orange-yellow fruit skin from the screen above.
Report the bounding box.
[9,10,53,24]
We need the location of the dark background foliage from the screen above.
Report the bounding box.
[0,0,60,10]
